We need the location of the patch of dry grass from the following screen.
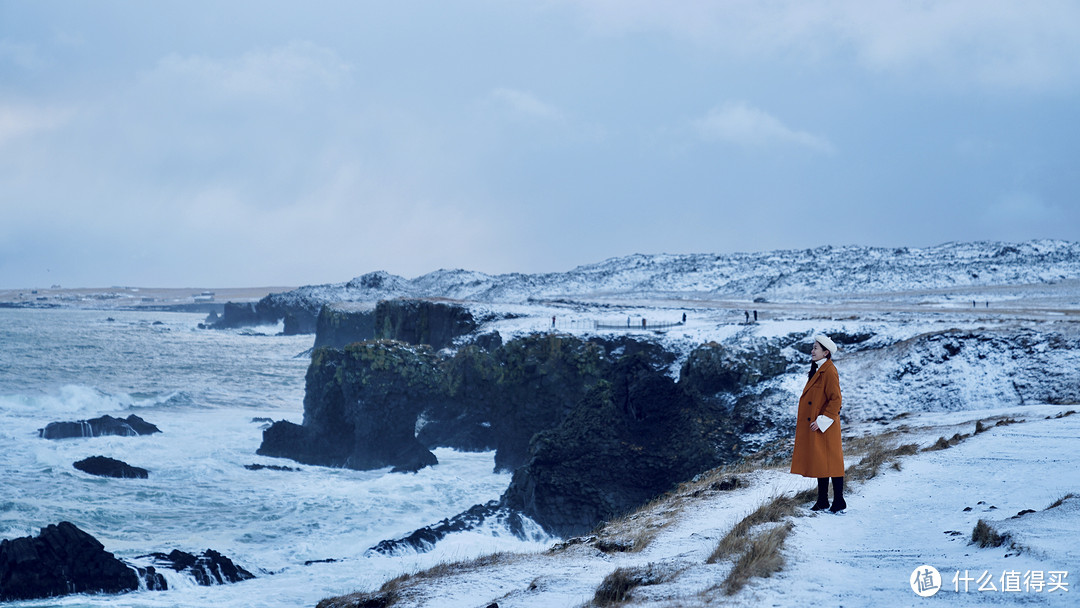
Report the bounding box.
[589,563,674,606]
[707,494,803,564]
[586,469,750,554]
[316,553,513,608]
[719,522,794,595]
[1047,493,1076,510]
[971,519,1009,548]
[845,436,920,481]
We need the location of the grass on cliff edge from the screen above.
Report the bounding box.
[316,553,514,608]
[317,415,1027,607]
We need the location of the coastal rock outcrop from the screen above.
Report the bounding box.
[374,299,478,350]
[210,295,319,335]
[73,456,149,479]
[367,500,537,556]
[264,315,783,541]
[312,303,376,349]
[135,549,254,586]
[260,333,616,473]
[39,414,161,440]
[679,341,787,397]
[258,340,442,472]
[0,522,255,601]
[501,353,727,537]
[0,522,142,601]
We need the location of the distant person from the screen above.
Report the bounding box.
[551,315,556,328]
[682,312,686,323]
[791,335,846,513]
[986,301,989,308]
[642,318,646,329]
[973,301,976,308]
[744,310,750,324]
[627,316,631,327]
[753,310,758,322]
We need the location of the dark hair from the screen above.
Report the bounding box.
[807,343,832,380]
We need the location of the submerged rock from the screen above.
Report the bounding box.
[73,456,149,479]
[38,414,161,440]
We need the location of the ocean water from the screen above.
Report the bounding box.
[0,309,546,607]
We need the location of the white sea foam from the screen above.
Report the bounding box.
[0,309,547,608]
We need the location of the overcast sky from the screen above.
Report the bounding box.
[2,1,1079,288]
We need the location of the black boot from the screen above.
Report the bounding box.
[810,477,830,511]
[829,476,847,513]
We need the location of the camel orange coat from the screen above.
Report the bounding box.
[790,358,845,478]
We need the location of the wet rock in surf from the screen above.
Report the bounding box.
[74,455,149,479]
[368,500,534,556]
[258,340,442,473]
[0,521,141,601]
[136,549,255,586]
[38,414,161,440]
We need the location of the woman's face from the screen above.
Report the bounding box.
[810,341,828,362]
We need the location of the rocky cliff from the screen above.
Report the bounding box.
[312,303,376,349]
[210,293,320,334]
[260,317,790,538]
[374,299,478,350]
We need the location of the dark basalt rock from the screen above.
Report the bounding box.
[244,463,299,472]
[367,500,532,556]
[258,341,442,472]
[500,353,726,537]
[137,549,254,586]
[679,341,786,397]
[374,299,477,350]
[0,522,140,601]
[211,295,319,335]
[473,331,503,351]
[39,414,161,440]
[74,456,149,479]
[313,304,376,349]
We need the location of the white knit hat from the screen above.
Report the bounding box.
[814,334,838,355]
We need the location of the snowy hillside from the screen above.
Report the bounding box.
[272,240,1080,309]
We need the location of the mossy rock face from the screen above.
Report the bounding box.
[260,341,441,472]
[487,334,611,471]
[680,341,786,396]
[501,353,724,536]
[374,299,477,350]
[313,305,376,349]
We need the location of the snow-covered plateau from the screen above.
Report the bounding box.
[302,240,1080,607]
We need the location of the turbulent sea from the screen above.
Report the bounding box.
[0,309,543,608]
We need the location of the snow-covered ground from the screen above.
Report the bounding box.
[336,405,1077,607]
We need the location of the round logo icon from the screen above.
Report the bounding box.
[910,565,942,597]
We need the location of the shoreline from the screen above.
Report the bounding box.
[0,286,296,312]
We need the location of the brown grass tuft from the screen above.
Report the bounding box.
[590,564,673,606]
[846,440,919,481]
[971,519,1008,548]
[721,522,794,595]
[317,553,512,608]
[1047,493,1076,510]
[707,494,801,564]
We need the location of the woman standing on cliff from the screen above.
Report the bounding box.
[790,335,846,513]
